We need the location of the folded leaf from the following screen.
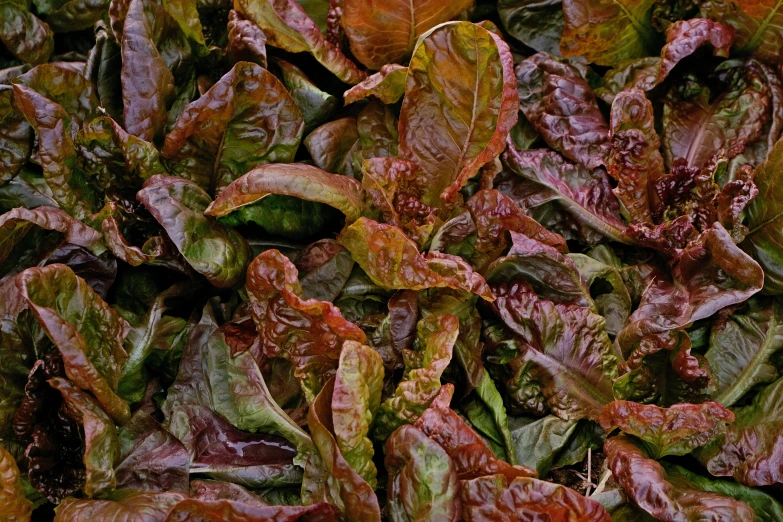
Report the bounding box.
[49,377,120,498]
[0,0,53,64]
[500,147,629,244]
[116,411,189,491]
[304,118,359,176]
[137,175,251,288]
[12,84,95,219]
[467,189,568,270]
[54,491,187,522]
[341,0,472,69]
[303,378,382,522]
[226,10,267,67]
[487,232,592,308]
[0,443,32,521]
[332,341,384,487]
[190,480,268,505]
[385,425,461,522]
[618,224,764,352]
[0,206,101,268]
[662,66,770,169]
[742,136,783,293]
[271,58,338,134]
[19,264,131,424]
[414,385,537,480]
[561,0,659,66]
[596,18,735,100]
[246,249,366,401]
[168,404,302,488]
[234,0,366,84]
[600,401,734,458]
[460,474,611,522]
[568,253,632,337]
[120,0,177,142]
[706,298,783,406]
[508,415,580,477]
[344,65,407,105]
[606,435,756,521]
[695,376,783,486]
[399,21,518,206]
[607,88,664,223]
[206,163,363,224]
[162,62,304,195]
[373,314,459,441]
[516,52,610,169]
[340,218,493,300]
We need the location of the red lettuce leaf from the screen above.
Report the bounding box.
[0,443,32,521]
[385,425,461,522]
[246,249,366,401]
[398,21,518,207]
[53,491,188,522]
[162,62,304,195]
[600,400,735,458]
[340,0,472,70]
[344,65,407,106]
[606,435,757,521]
[516,52,610,169]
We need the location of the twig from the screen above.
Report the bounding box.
[585,448,594,496]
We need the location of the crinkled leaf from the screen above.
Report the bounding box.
[607,88,664,223]
[226,10,267,67]
[332,341,384,487]
[341,0,472,70]
[384,425,461,522]
[618,224,764,352]
[560,0,659,66]
[234,0,366,84]
[246,249,366,401]
[344,65,407,105]
[42,0,112,32]
[706,298,783,406]
[460,474,611,522]
[373,314,458,441]
[498,0,564,56]
[53,491,187,522]
[0,0,54,64]
[340,218,493,300]
[0,443,32,521]
[19,264,131,424]
[303,378,382,522]
[15,63,100,126]
[662,66,770,169]
[695,376,783,486]
[490,277,620,421]
[137,175,251,287]
[0,86,32,183]
[606,435,756,521]
[206,163,363,223]
[500,146,629,245]
[516,52,610,169]
[398,21,518,206]
[12,84,95,219]
[49,377,120,498]
[162,62,304,195]
[599,400,734,458]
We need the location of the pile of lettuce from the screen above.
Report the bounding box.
[3,0,783,520]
